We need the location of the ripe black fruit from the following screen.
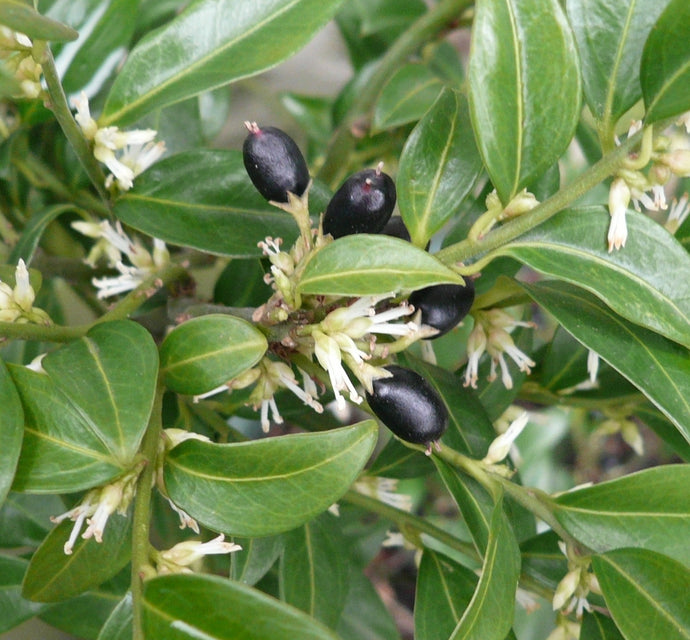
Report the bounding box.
[409,280,475,340]
[381,216,411,242]
[322,166,396,239]
[366,365,448,445]
[243,122,309,202]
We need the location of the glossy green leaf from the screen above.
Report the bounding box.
[368,436,434,478]
[641,0,690,124]
[10,321,158,492]
[102,0,346,126]
[214,259,271,308]
[521,281,690,445]
[554,465,690,567]
[357,0,426,36]
[372,64,443,132]
[0,493,63,548]
[0,554,47,633]
[22,510,131,602]
[434,459,493,555]
[160,314,267,395]
[0,358,23,506]
[9,204,74,265]
[398,89,483,247]
[579,611,625,640]
[468,0,581,203]
[113,150,301,257]
[164,421,378,536]
[0,0,77,41]
[142,573,342,639]
[566,0,669,126]
[450,494,520,640]
[499,207,690,349]
[280,514,349,628]
[337,572,400,640]
[48,0,139,94]
[592,548,690,639]
[520,530,567,593]
[97,593,133,640]
[231,535,284,587]
[298,235,464,296]
[415,550,478,640]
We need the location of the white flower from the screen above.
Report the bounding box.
[0,259,50,324]
[665,193,690,233]
[587,349,599,384]
[677,111,690,134]
[50,469,141,554]
[72,92,164,190]
[487,329,535,389]
[166,498,200,534]
[313,329,363,409]
[608,177,631,251]
[463,321,487,388]
[158,534,241,574]
[483,412,528,465]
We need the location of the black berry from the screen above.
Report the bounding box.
[322,165,396,239]
[366,365,448,445]
[243,122,309,202]
[409,280,475,340]
[381,216,411,242]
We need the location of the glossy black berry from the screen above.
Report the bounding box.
[366,365,448,445]
[409,280,475,340]
[322,166,396,239]
[243,122,309,202]
[381,216,411,242]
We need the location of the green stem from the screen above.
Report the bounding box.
[0,262,188,342]
[131,383,164,640]
[343,489,478,560]
[317,0,472,186]
[436,129,645,265]
[433,443,586,550]
[41,47,108,200]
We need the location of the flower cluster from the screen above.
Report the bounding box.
[73,92,165,191]
[0,259,51,324]
[51,465,143,554]
[552,541,600,618]
[71,219,169,298]
[0,27,43,99]
[463,309,535,390]
[354,476,413,512]
[608,118,690,251]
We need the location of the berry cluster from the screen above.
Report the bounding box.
[240,123,480,448]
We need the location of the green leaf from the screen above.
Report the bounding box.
[164,421,378,536]
[337,572,400,640]
[0,493,63,548]
[280,514,350,628]
[641,0,690,124]
[566,0,669,127]
[414,550,478,640]
[97,593,133,640]
[9,204,74,265]
[372,64,443,132]
[231,535,284,586]
[520,530,567,593]
[113,150,301,257]
[22,510,131,602]
[47,0,139,95]
[521,281,690,446]
[298,235,464,296]
[0,359,23,506]
[0,0,77,41]
[450,494,520,640]
[468,0,581,203]
[160,314,267,396]
[579,611,625,640]
[554,465,690,567]
[102,0,346,126]
[0,554,47,633]
[398,89,483,247]
[10,321,158,492]
[142,573,342,639]
[592,548,690,639]
[357,0,426,36]
[498,207,690,349]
